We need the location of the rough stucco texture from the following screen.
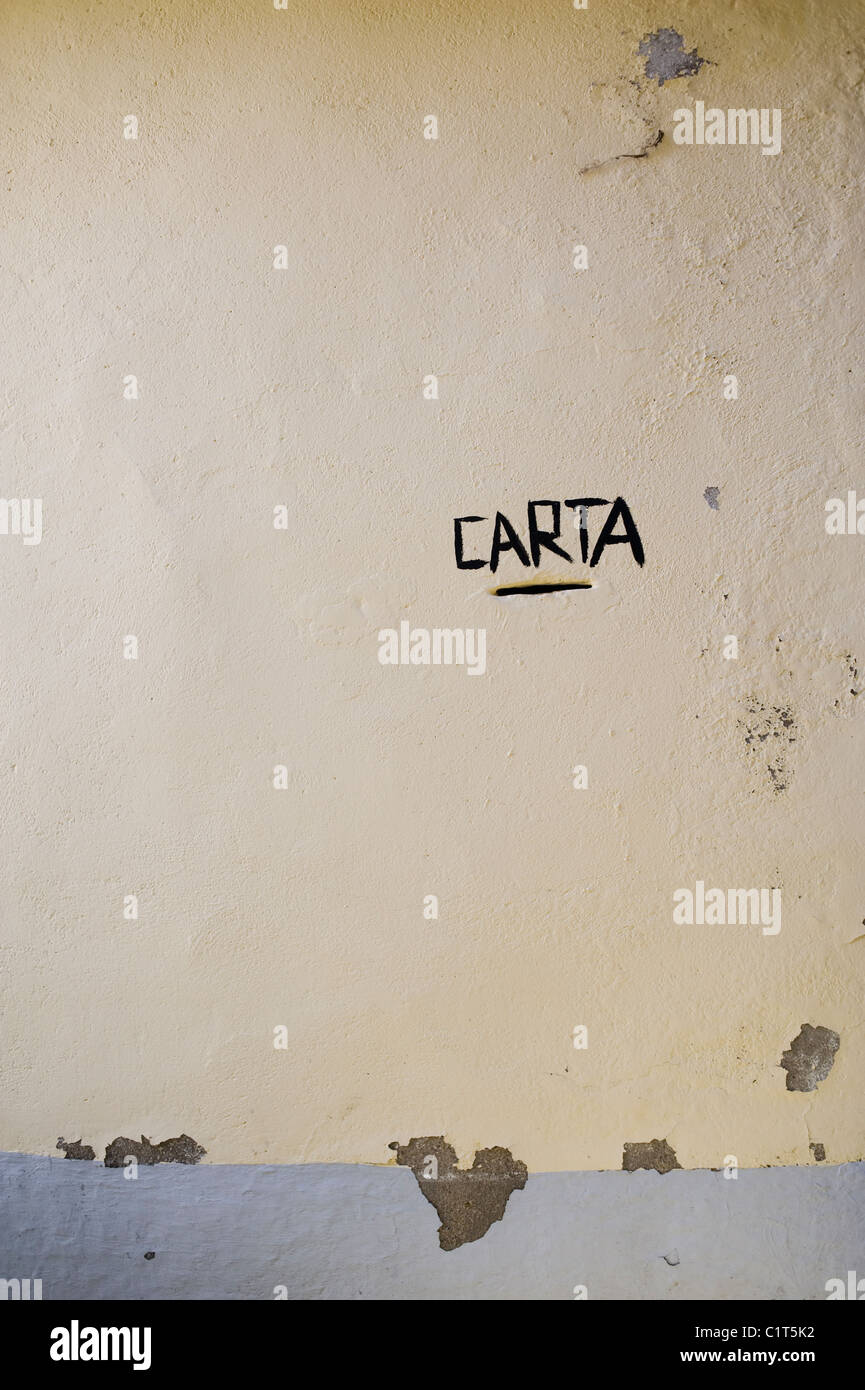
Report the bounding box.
[1,0,864,1173]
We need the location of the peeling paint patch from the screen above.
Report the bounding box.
[810,1142,827,1162]
[56,1137,95,1161]
[703,486,720,510]
[638,29,706,86]
[663,1249,680,1266]
[389,1136,527,1250]
[740,698,797,794]
[830,652,861,717]
[780,1025,840,1092]
[103,1134,206,1168]
[623,1139,681,1173]
[845,653,860,698]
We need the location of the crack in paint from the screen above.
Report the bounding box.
[579,127,663,174]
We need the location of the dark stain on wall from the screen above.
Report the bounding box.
[703,486,720,510]
[104,1134,206,1167]
[623,1139,682,1173]
[780,1025,840,1092]
[638,29,706,86]
[843,653,861,702]
[810,1142,827,1162]
[389,1136,527,1250]
[56,1137,95,1160]
[740,698,797,794]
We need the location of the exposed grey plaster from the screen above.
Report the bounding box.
[623,1139,681,1174]
[781,1026,840,1092]
[388,1136,527,1250]
[103,1134,206,1167]
[56,1137,95,1161]
[638,29,706,86]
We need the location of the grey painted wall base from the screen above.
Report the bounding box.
[1,1152,862,1300]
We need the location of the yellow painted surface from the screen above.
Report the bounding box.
[1,0,863,1171]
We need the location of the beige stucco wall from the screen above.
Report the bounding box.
[1,0,863,1174]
